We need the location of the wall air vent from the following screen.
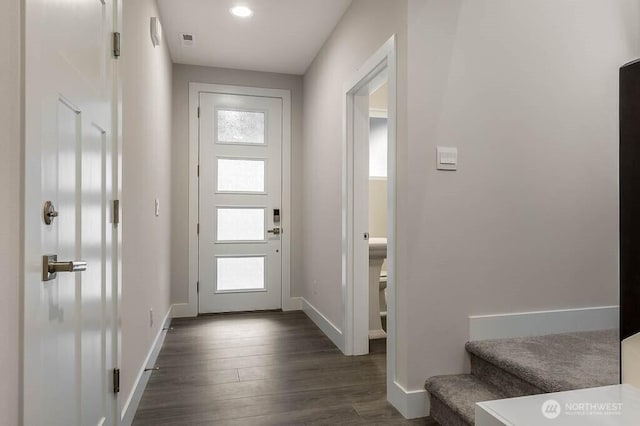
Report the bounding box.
[180,33,196,48]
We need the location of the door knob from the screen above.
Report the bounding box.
[267,227,281,235]
[42,254,87,281]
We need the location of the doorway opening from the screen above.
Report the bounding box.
[342,34,398,400]
[368,82,389,345]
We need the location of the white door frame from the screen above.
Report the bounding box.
[113,0,124,420]
[178,83,294,317]
[342,32,397,383]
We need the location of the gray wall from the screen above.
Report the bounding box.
[399,0,640,390]
[301,0,638,395]
[301,0,408,329]
[121,0,174,407]
[170,64,304,303]
[0,0,22,423]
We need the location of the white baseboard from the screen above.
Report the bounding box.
[369,329,387,340]
[120,306,173,425]
[388,380,429,419]
[283,296,303,311]
[171,302,196,318]
[469,305,619,341]
[301,297,345,353]
[172,298,302,318]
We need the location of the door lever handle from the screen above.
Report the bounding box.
[267,227,281,235]
[42,255,87,281]
[50,260,87,273]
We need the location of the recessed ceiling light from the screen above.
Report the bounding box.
[230,6,253,18]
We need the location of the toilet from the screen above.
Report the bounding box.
[368,237,387,339]
[379,273,387,317]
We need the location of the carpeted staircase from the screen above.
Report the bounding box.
[425,329,620,425]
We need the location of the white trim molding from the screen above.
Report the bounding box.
[121,306,173,425]
[283,296,303,311]
[369,107,388,118]
[469,305,619,341]
[301,298,345,353]
[342,34,402,415]
[171,303,192,319]
[388,380,429,419]
[187,82,293,317]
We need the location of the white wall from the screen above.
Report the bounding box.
[0,0,22,424]
[369,86,388,258]
[370,82,388,111]
[369,118,388,178]
[369,179,387,239]
[400,0,640,391]
[369,116,388,238]
[121,0,173,408]
[301,0,408,328]
[170,64,304,304]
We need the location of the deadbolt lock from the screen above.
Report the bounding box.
[43,201,58,225]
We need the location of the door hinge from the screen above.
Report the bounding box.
[197,223,200,234]
[112,199,120,225]
[197,281,200,293]
[197,165,200,177]
[113,32,121,58]
[197,107,200,118]
[113,368,120,394]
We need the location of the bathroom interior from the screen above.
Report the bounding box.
[368,82,389,351]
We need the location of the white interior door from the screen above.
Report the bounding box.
[24,0,118,425]
[198,92,283,313]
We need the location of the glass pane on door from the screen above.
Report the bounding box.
[216,256,266,292]
[217,208,265,241]
[217,158,265,193]
[217,110,265,144]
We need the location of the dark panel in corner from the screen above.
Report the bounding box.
[620,59,640,342]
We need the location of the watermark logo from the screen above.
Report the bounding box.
[540,399,623,419]
[542,399,562,419]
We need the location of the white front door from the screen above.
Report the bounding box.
[24,0,118,425]
[198,92,283,313]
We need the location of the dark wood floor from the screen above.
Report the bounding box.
[133,310,435,425]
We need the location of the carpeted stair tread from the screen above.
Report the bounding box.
[425,374,506,425]
[465,329,619,393]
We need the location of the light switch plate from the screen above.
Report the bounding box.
[437,146,458,170]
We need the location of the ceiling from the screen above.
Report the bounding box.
[156,0,353,75]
